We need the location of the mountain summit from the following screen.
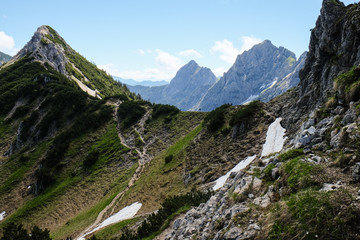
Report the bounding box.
[128,60,217,110]
[193,40,306,111]
[4,25,129,98]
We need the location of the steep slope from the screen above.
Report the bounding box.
[2,25,131,99]
[194,40,302,111]
[129,60,217,111]
[0,51,11,66]
[159,1,360,240]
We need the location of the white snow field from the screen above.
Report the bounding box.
[261,117,286,157]
[0,211,6,221]
[77,202,142,240]
[213,155,257,191]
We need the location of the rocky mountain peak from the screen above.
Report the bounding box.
[7,25,69,76]
[299,0,360,104]
[195,40,299,111]
[167,60,216,91]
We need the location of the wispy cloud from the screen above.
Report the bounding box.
[0,31,19,55]
[211,36,262,64]
[239,36,262,54]
[210,39,239,64]
[212,67,227,77]
[98,63,122,76]
[155,49,182,71]
[99,49,183,81]
[179,49,202,58]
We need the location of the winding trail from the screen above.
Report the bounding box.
[76,100,152,240]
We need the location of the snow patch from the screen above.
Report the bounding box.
[77,202,142,240]
[71,76,101,99]
[261,118,286,157]
[0,211,6,221]
[213,155,256,191]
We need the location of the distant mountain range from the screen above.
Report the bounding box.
[113,77,169,87]
[0,51,11,66]
[129,40,306,111]
[129,60,217,110]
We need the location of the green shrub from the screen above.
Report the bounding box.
[117,101,147,129]
[282,158,320,191]
[0,222,51,240]
[164,155,173,164]
[204,104,231,132]
[83,150,100,168]
[263,163,276,181]
[270,189,360,240]
[277,148,304,162]
[151,104,180,119]
[229,101,261,127]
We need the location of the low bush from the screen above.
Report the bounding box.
[229,101,261,127]
[0,222,51,240]
[151,104,180,119]
[117,101,147,129]
[204,104,231,132]
[164,155,173,164]
[269,189,360,240]
[277,148,304,162]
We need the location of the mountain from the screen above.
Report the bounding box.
[193,40,306,111]
[129,60,217,110]
[0,51,11,66]
[113,77,168,87]
[2,1,360,239]
[257,51,307,102]
[3,25,131,99]
[130,42,305,112]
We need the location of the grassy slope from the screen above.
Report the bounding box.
[120,124,203,214]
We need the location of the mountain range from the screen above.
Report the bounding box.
[129,41,306,111]
[1,1,360,239]
[113,77,168,87]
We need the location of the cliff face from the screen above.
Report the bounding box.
[299,0,360,103]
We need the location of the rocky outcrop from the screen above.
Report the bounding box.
[5,25,70,76]
[129,60,217,111]
[194,40,302,111]
[299,0,360,104]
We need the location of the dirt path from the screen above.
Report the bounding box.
[76,101,152,240]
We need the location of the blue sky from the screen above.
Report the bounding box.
[0,0,356,81]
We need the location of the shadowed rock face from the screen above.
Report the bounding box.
[299,0,360,103]
[194,40,303,111]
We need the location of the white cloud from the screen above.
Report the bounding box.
[138,49,145,55]
[98,63,122,76]
[212,67,227,77]
[179,49,202,58]
[155,49,182,71]
[239,36,262,54]
[211,36,262,64]
[0,31,19,55]
[116,68,174,81]
[210,39,240,64]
